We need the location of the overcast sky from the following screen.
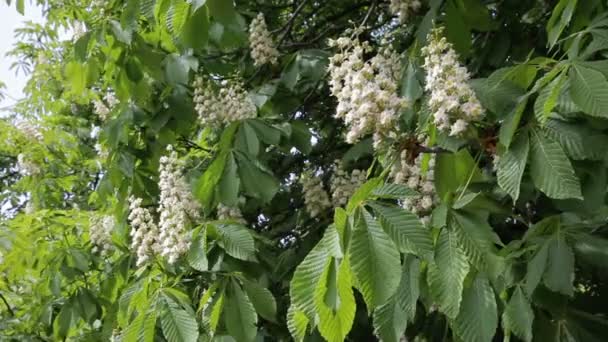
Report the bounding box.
[0,2,45,108]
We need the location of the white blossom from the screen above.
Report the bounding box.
[249,13,279,66]
[94,143,109,160]
[217,203,246,224]
[92,92,119,121]
[90,214,114,256]
[17,154,40,176]
[90,125,101,139]
[389,0,422,24]
[390,146,437,223]
[328,36,407,148]
[193,76,257,127]
[421,27,483,136]
[128,196,161,266]
[330,161,367,207]
[15,121,43,142]
[158,145,200,264]
[300,170,331,218]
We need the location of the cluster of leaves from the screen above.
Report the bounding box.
[1,0,608,341]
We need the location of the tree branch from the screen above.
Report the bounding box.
[0,292,14,317]
[278,0,313,47]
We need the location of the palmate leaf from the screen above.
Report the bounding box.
[502,286,534,342]
[373,255,420,342]
[542,119,608,161]
[224,280,258,342]
[497,131,529,202]
[427,228,470,318]
[452,275,498,342]
[529,129,582,200]
[314,257,356,342]
[349,208,402,310]
[369,202,433,259]
[569,64,608,118]
[160,296,199,342]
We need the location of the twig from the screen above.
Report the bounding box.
[278,0,313,47]
[0,292,14,316]
[360,0,378,28]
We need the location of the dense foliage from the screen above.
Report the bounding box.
[1,0,608,341]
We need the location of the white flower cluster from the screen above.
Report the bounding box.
[390,150,437,224]
[389,0,422,23]
[217,203,246,224]
[422,27,483,136]
[158,146,201,264]
[92,92,119,121]
[128,196,161,266]
[328,37,407,148]
[330,161,367,207]
[193,76,257,127]
[249,13,279,66]
[90,215,114,256]
[17,154,40,176]
[300,171,332,218]
[15,121,43,141]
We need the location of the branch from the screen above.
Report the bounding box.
[360,0,378,28]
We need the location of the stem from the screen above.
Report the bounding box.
[0,292,14,316]
[278,0,313,47]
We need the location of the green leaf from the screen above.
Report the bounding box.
[314,257,356,342]
[502,286,534,342]
[427,228,470,318]
[235,152,279,203]
[371,183,419,200]
[235,122,259,156]
[181,6,209,50]
[497,131,529,202]
[224,280,258,342]
[287,305,309,342]
[435,150,482,199]
[289,227,335,320]
[569,64,608,118]
[218,152,240,207]
[451,210,503,276]
[453,275,498,342]
[216,224,256,261]
[499,96,529,148]
[546,0,578,48]
[525,242,549,296]
[542,119,608,160]
[342,138,373,164]
[529,129,582,200]
[160,296,199,342]
[543,235,575,296]
[242,279,277,322]
[369,202,433,259]
[373,255,420,342]
[187,230,208,271]
[195,152,227,208]
[534,71,567,124]
[345,177,382,213]
[349,208,402,309]
[289,121,312,154]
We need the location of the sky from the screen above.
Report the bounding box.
[0,2,45,109]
